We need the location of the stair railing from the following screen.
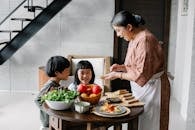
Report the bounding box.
[0,0,28,50]
[0,0,48,50]
[0,0,70,64]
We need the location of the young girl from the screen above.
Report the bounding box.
[68,60,101,130]
[35,56,70,130]
[68,60,95,91]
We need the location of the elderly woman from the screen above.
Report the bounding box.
[103,10,170,130]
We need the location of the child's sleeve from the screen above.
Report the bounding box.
[34,85,51,109]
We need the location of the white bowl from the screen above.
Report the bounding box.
[74,101,90,113]
[45,100,74,110]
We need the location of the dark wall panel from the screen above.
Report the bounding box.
[121,0,165,40]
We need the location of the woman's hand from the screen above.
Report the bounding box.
[102,72,121,80]
[110,64,119,71]
[110,64,127,72]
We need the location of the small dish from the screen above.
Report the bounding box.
[74,101,91,113]
[106,97,122,103]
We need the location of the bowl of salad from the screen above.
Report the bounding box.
[41,89,79,110]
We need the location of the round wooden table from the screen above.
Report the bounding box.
[42,103,144,130]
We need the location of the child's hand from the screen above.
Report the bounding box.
[58,86,68,90]
[49,86,55,91]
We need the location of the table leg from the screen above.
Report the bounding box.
[128,118,138,130]
[49,116,70,130]
[113,124,122,130]
[59,119,63,130]
[49,116,60,130]
[87,123,92,130]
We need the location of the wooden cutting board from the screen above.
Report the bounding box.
[102,89,144,107]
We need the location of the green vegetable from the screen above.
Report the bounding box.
[41,89,79,103]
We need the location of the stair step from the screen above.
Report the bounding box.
[11,18,33,29]
[24,5,44,12]
[11,18,33,21]
[0,30,21,33]
[0,41,9,45]
[0,30,21,40]
[0,39,9,45]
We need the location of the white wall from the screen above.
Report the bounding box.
[180,0,195,120]
[168,0,195,128]
[185,19,195,130]
[0,0,114,92]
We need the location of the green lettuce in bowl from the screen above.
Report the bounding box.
[41,89,79,110]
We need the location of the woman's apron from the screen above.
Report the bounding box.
[130,71,170,130]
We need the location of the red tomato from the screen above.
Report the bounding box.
[92,85,102,94]
[77,84,87,93]
[86,87,92,95]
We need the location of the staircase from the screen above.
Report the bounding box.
[0,0,71,65]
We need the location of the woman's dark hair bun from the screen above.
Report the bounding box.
[111,10,145,27]
[132,14,145,25]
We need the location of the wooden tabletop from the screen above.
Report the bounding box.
[42,103,144,124]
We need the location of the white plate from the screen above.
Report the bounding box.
[92,105,131,117]
[94,105,127,115]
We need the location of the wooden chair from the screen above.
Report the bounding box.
[38,55,111,92]
[67,55,111,92]
[38,66,50,90]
